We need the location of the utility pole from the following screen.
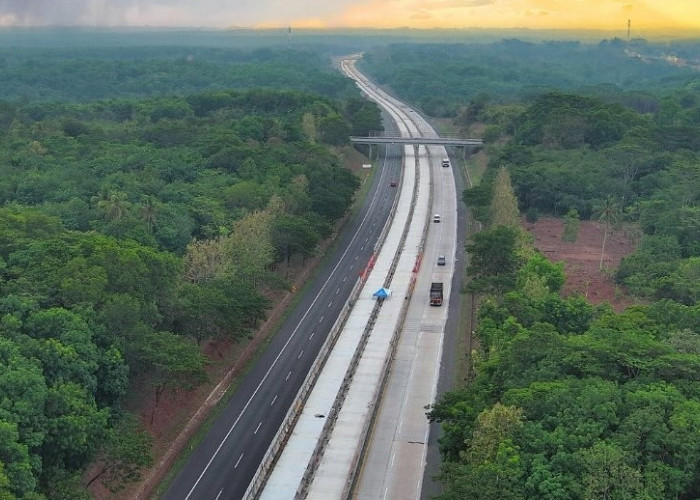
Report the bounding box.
[627,19,631,40]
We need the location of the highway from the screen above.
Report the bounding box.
[248,56,460,499]
[164,109,404,498]
[342,58,465,499]
[352,141,457,500]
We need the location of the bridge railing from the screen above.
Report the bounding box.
[350,134,483,146]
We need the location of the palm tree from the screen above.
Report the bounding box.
[90,186,111,208]
[594,195,620,271]
[140,195,158,233]
[97,191,130,222]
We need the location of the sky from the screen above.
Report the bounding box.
[0,0,698,32]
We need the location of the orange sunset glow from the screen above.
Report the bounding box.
[0,0,698,34]
[272,0,700,32]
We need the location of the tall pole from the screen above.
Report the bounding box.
[627,19,631,40]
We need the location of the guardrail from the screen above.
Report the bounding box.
[343,144,436,497]
[242,274,363,499]
[243,143,406,500]
[295,148,420,499]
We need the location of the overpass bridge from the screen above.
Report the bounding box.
[350,132,483,159]
[350,132,483,147]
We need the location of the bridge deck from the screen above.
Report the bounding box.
[350,135,483,147]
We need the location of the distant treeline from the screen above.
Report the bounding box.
[0,46,357,101]
[359,38,699,116]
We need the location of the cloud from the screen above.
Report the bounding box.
[0,0,697,29]
[0,0,362,27]
[0,0,95,25]
[524,9,549,18]
[424,0,495,7]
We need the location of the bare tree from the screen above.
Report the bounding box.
[594,195,621,271]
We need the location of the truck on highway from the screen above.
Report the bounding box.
[430,282,444,306]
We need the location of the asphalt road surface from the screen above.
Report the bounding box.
[165,113,403,500]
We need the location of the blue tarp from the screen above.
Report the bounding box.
[373,287,392,299]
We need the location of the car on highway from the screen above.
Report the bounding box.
[437,255,446,266]
[441,158,450,167]
[389,180,397,187]
[433,214,441,223]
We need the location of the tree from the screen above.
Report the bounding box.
[224,181,267,211]
[86,414,152,492]
[489,167,521,230]
[580,442,643,500]
[594,195,621,271]
[469,403,524,463]
[0,420,36,497]
[41,466,91,500]
[318,114,350,146]
[301,112,317,142]
[128,331,206,424]
[58,257,108,307]
[0,460,14,500]
[437,404,525,500]
[271,215,319,266]
[226,210,275,286]
[517,253,566,294]
[139,195,158,234]
[41,382,109,470]
[467,226,523,293]
[562,208,581,243]
[0,338,48,451]
[182,237,229,284]
[95,191,131,223]
[607,143,646,206]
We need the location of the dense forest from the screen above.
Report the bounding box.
[359,38,700,116]
[0,46,361,101]
[361,39,700,498]
[0,41,380,498]
[3,29,700,499]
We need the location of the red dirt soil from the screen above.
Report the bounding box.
[524,217,639,311]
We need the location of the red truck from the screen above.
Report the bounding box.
[430,282,443,306]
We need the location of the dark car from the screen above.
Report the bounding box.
[389,180,397,187]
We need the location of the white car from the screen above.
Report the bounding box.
[433,214,441,223]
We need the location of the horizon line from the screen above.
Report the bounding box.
[0,24,697,33]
